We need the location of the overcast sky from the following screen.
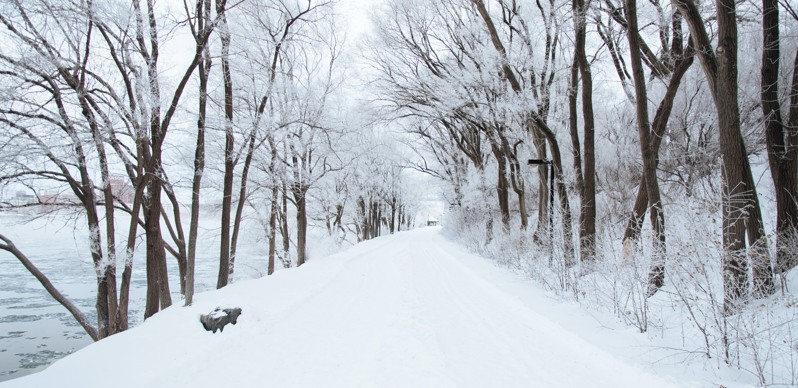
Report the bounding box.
[335,0,378,41]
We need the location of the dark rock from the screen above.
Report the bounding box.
[199,307,242,333]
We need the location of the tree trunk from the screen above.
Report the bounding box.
[0,235,99,341]
[371,200,381,238]
[358,196,368,241]
[143,175,171,319]
[623,40,694,250]
[390,197,397,233]
[625,0,666,295]
[162,184,187,294]
[186,2,211,305]
[117,178,143,331]
[88,118,118,334]
[493,146,511,231]
[504,138,528,231]
[673,0,772,311]
[575,0,597,262]
[717,0,772,302]
[217,0,234,289]
[268,137,278,276]
[397,205,403,232]
[86,208,110,339]
[512,172,528,231]
[142,124,172,318]
[74,44,117,334]
[281,180,290,267]
[137,0,205,319]
[761,0,798,274]
[532,127,548,239]
[230,130,257,280]
[294,184,308,266]
[568,55,585,196]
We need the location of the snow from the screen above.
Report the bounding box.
[1,227,729,387]
[207,308,231,320]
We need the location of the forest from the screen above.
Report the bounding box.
[0,0,796,384]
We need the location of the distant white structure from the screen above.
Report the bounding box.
[109,175,134,204]
[7,190,36,206]
[426,217,439,227]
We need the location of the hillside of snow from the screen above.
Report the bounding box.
[0,228,758,387]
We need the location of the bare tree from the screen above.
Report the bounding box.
[673,0,773,310]
[128,0,218,317]
[469,0,575,261]
[761,0,798,275]
[0,0,126,337]
[572,0,597,262]
[214,0,333,281]
[624,0,666,294]
[216,0,235,289]
[185,0,214,306]
[283,27,343,266]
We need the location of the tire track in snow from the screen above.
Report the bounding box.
[399,228,680,388]
[249,234,455,387]
[402,232,554,386]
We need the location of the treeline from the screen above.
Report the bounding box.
[368,0,798,382]
[0,0,419,340]
[368,0,798,313]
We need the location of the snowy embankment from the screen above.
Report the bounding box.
[2,228,736,387]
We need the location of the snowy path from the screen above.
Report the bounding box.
[2,228,680,387]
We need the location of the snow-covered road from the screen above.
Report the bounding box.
[2,228,681,387]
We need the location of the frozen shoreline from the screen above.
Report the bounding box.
[0,211,265,382]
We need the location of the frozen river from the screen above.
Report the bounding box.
[0,211,271,382]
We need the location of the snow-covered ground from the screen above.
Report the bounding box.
[0,210,269,381]
[0,226,758,387]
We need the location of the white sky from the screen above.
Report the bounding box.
[335,0,378,41]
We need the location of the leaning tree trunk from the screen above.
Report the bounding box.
[162,182,188,294]
[230,130,257,280]
[0,235,99,341]
[623,42,694,253]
